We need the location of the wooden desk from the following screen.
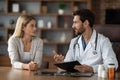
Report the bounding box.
[0,67,120,80]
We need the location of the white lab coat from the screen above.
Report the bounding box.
[64,29,118,73]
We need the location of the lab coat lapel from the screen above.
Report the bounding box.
[83,30,96,55]
[83,42,92,54]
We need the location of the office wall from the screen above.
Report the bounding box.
[92,0,120,24]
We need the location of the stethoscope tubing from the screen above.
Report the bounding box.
[73,32,98,56]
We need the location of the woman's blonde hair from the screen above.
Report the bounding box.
[12,14,36,38]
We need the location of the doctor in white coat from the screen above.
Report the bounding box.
[54,9,118,73]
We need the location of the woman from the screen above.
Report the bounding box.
[8,15,43,71]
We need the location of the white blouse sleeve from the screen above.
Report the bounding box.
[8,37,23,69]
[33,38,43,68]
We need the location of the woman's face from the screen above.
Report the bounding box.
[23,20,37,37]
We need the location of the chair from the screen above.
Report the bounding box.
[94,24,120,71]
[0,56,11,66]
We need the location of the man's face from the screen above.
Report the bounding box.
[72,15,85,35]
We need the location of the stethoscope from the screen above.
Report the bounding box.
[73,32,98,57]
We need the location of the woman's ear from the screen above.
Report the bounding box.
[22,25,26,31]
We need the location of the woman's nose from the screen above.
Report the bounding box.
[34,26,37,31]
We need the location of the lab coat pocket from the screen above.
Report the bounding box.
[87,50,101,60]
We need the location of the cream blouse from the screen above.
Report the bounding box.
[8,36,43,69]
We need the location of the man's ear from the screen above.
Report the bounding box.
[83,20,89,27]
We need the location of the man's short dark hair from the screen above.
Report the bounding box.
[73,9,95,27]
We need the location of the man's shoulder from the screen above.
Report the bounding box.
[98,33,110,42]
[98,33,108,39]
[71,36,80,42]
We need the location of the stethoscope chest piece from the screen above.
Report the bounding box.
[92,50,97,55]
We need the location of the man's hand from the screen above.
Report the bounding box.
[53,50,64,63]
[74,64,93,73]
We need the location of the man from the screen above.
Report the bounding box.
[54,9,118,73]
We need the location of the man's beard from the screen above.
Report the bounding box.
[74,27,85,36]
[76,30,83,35]
[73,29,84,37]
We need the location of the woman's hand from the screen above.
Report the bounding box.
[28,61,38,71]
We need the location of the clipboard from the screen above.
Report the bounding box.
[54,61,81,72]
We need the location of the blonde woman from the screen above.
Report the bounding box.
[8,15,43,71]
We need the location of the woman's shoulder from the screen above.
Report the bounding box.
[8,36,20,42]
[32,37,43,42]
